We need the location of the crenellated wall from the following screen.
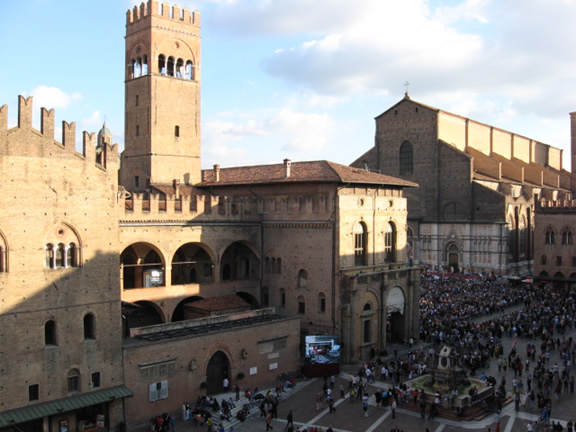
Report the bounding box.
[0,95,119,170]
[127,0,200,26]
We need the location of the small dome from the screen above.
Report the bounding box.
[98,122,112,137]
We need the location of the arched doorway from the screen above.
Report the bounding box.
[446,243,459,273]
[206,351,230,395]
[386,287,405,343]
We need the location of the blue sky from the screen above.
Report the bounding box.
[1,0,576,170]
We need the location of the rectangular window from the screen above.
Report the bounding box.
[354,232,366,266]
[149,380,169,402]
[572,256,576,267]
[135,176,139,188]
[67,375,79,393]
[91,372,101,389]
[298,300,305,314]
[175,125,180,137]
[136,125,140,136]
[556,256,562,266]
[319,297,326,313]
[28,384,39,402]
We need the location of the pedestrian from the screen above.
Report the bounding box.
[285,410,293,431]
[328,397,335,413]
[316,392,323,411]
[266,411,273,431]
[362,393,369,417]
[391,399,397,419]
[223,377,229,392]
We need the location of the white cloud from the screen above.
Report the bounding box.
[202,105,337,166]
[81,110,102,128]
[28,86,82,110]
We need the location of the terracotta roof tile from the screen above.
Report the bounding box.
[185,294,251,312]
[200,160,417,188]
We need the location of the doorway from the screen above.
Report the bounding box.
[206,351,230,395]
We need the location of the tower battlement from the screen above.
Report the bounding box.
[0,95,119,171]
[126,1,200,26]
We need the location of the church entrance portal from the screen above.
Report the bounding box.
[206,351,230,395]
[447,243,460,273]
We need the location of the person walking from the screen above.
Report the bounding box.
[285,410,293,431]
[362,393,369,417]
[390,399,397,419]
[265,411,273,431]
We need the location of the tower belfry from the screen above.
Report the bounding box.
[120,0,201,191]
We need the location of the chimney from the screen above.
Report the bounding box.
[213,164,220,182]
[283,158,291,178]
[172,179,180,200]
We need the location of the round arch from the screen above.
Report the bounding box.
[125,300,165,330]
[205,350,231,395]
[444,242,460,273]
[236,291,260,309]
[171,243,215,286]
[172,296,204,322]
[121,242,166,289]
[220,241,261,282]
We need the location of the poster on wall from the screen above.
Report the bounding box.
[59,420,69,432]
[303,335,340,377]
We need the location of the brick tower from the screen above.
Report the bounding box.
[120,0,201,191]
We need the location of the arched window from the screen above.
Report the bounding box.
[67,369,80,394]
[167,56,175,76]
[45,320,57,346]
[176,58,184,78]
[297,296,305,314]
[298,269,308,289]
[545,227,555,245]
[354,222,367,266]
[185,60,194,80]
[142,55,149,75]
[84,313,95,340]
[399,141,413,175]
[276,258,282,274]
[45,244,54,268]
[318,293,326,313]
[362,302,373,343]
[158,54,166,74]
[261,286,269,307]
[66,243,77,267]
[265,257,271,273]
[45,225,81,269]
[384,222,396,262]
[519,216,527,255]
[562,228,573,245]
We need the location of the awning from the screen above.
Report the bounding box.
[0,386,132,428]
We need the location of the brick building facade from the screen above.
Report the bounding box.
[0,1,419,431]
[353,94,574,277]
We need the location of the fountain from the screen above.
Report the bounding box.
[405,345,494,410]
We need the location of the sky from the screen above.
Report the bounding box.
[1,0,576,170]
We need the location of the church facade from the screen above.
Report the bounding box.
[0,2,419,431]
[353,95,574,278]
